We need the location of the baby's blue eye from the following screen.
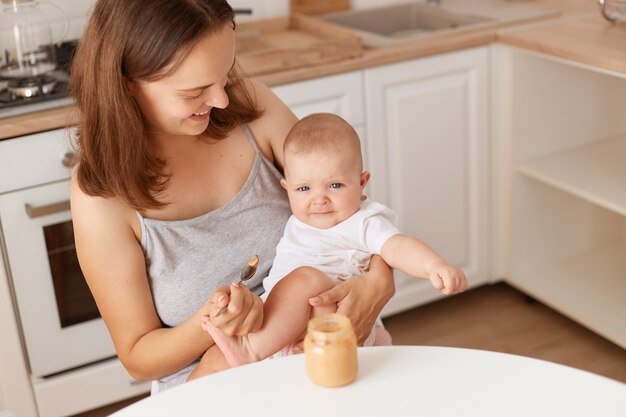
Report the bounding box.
[297,186,310,192]
[330,183,343,189]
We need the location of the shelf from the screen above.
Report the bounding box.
[508,242,626,348]
[515,136,626,217]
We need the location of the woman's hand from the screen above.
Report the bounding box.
[205,282,264,336]
[309,255,395,344]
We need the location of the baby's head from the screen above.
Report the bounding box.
[281,113,370,229]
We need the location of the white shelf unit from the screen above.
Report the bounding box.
[508,176,626,347]
[515,135,626,217]
[493,46,626,349]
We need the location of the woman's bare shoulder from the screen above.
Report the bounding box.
[70,171,139,241]
[241,78,298,173]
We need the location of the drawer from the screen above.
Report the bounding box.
[0,128,75,194]
[32,357,150,417]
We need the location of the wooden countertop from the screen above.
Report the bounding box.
[0,106,78,140]
[498,13,626,75]
[0,0,609,140]
[252,0,599,86]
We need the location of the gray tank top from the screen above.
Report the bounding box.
[136,125,291,391]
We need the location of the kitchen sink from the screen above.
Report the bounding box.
[323,3,492,43]
[321,0,559,48]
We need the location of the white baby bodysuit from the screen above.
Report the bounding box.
[263,198,400,295]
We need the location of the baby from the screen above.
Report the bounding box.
[201,113,467,368]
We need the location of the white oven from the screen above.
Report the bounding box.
[0,128,149,417]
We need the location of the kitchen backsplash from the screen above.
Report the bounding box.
[54,0,406,41]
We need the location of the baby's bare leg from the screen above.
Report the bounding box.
[290,291,337,343]
[186,344,229,381]
[204,267,335,367]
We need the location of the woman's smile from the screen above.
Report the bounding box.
[189,109,210,121]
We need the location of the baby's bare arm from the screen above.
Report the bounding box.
[380,234,446,279]
[381,234,467,295]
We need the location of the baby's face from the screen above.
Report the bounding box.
[281,150,369,229]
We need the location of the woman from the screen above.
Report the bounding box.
[70,0,394,392]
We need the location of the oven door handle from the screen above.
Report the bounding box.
[25,200,71,219]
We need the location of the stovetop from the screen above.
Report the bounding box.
[0,41,77,120]
[0,72,73,119]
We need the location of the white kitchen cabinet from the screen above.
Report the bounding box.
[270,70,364,126]
[0,256,38,417]
[364,47,491,316]
[492,45,626,348]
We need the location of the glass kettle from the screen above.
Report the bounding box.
[598,0,626,22]
[0,0,68,79]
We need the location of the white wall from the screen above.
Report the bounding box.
[52,0,291,40]
[47,0,94,41]
[50,0,399,41]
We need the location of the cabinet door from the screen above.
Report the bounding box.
[271,71,364,126]
[365,47,490,316]
[0,257,38,417]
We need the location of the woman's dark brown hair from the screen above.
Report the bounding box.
[70,0,262,210]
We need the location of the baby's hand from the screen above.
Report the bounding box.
[426,262,467,295]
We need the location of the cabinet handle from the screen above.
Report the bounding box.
[25,200,71,219]
[129,379,147,386]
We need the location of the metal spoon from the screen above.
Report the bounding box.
[212,255,259,318]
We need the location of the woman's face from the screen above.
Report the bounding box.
[131,22,236,138]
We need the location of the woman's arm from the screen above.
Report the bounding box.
[71,176,260,380]
[244,78,298,172]
[309,255,395,344]
[71,175,210,379]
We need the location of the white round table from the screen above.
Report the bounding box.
[112,346,626,417]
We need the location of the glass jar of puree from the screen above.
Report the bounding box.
[304,313,358,387]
